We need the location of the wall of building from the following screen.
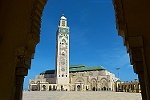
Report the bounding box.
[29,70,117,91]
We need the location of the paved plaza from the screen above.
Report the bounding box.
[23,91,142,100]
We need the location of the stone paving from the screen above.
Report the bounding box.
[23,91,142,100]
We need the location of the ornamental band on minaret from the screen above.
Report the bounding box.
[55,14,70,90]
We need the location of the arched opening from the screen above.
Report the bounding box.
[91,78,97,91]
[49,85,52,91]
[77,85,81,91]
[42,85,46,91]
[53,85,56,91]
[15,0,145,100]
[24,1,139,92]
[61,85,63,91]
[100,78,108,91]
[102,86,106,91]
[1,0,150,100]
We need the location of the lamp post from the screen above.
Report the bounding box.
[115,68,120,92]
[115,68,120,79]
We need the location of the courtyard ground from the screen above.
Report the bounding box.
[23,91,142,100]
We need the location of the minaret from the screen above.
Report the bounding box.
[55,14,69,90]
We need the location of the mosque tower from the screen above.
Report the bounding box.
[55,14,70,90]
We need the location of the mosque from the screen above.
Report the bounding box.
[28,14,118,91]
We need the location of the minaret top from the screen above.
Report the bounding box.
[59,14,67,27]
[60,14,67,20]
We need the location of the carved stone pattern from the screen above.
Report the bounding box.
[25,0,47,61]
[133,62,144,73]
[129,48,143,64]
[113,1,146,75]
[16,75,24,85]
[16,67,28,76]
[16,46,33,58]
[27,39,37,54]
[126,36,145,74]
[113,0,128,45]
[126,36,143,52]
[30,0,47,39]
[24,49,34,60]
[15,0,47,73]
[16,56,31,69]
[15,47,26,56]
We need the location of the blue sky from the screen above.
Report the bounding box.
[24,0,138,90]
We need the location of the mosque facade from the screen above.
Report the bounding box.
[28,15,118,91]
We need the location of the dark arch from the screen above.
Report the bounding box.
[77,85,81,91]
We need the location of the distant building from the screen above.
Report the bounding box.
[115,80,141,93]
[28,14,118,91]
[29,64,118,91]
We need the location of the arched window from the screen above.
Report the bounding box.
[62,21,65,26]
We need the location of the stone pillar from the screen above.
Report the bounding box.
[133,60,147,100]
[124,84,126,92]
[135,83,140,93]
[81,84,83,91]
[127,84,129,92]
[37,82,40,91]
[14,56,29,100]
[138,72,147,100]
[113,0,150,99]
[75,85,77,91]
[14,74,25,100]
[126,36,148,99]
[14,46,34,100]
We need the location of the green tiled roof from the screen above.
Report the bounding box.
[69,64,85,68]
[40,70,55,75]
[40,65,106,74]
[69,64,105,72]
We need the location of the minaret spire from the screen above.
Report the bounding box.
[62,13,64,16]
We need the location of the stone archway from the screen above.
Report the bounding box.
[24,1,150,99]
[77,85,81,91]
[100,78,108,91]
[91,78,97,91]
[49,85,52,91]
[36,81,40,91]
[42,85,46,91]
[75,77,84,91]
[0,0,48,99]
[61,85,64,91]
[53,85,56,91]
[0,0,150,100]
[102,86,106,91]
[113,1,150,99]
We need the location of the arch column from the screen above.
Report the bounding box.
[0,0,47,99]
[113,0,150,99]
[14,47,33,100]
[75,84,77,91]
[127,37,147,99]
[135,82,140,93]
[14,68,27,100]
[138,71,147,100]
